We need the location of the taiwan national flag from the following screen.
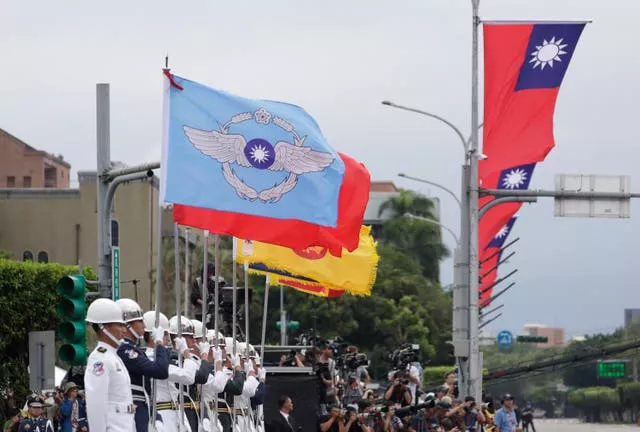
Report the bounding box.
[161,72,370,255]
[481,22,586,178]
[480,217,517,306]
[479,163,535,250]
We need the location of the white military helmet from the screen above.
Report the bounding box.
[86,298,125,324]
[248,344,257,357]
[217,332,226,346]
[225,337,234,350]
[143,311,169,332]
[206,329,216,344]
[237,342,247,357]
[116,299,144,323]
[168,316,195,335]
[191,319,205,339]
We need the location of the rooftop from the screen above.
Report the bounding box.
[0,128,71,169]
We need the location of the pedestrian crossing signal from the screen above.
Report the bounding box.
[56,275,87,365]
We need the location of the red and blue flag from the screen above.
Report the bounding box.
[481,22,586,179]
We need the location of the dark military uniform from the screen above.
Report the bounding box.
[217,370,246,432]
[117,338,170,432]
[169,351,215,432]
[18,416,54,432]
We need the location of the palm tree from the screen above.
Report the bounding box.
[377,189,449,281]
[378,189,438,219]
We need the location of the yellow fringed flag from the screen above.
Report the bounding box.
[237,225,378,296]
[245,262,346,298]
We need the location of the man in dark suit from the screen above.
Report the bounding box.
[269,395,299,432]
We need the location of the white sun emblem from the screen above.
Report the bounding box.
[502,168,528,189]
[249,144,270,163]
[530,36,568,70]
[495,225,510,239]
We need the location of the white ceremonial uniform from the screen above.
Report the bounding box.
[201,367,230,432]
[233,376,259,432]
[146,348,198,432]
[85,341,135,432]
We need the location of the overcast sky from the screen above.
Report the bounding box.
[2,0,639,339]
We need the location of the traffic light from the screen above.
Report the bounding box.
[516,335,548,343]
[56,275,87,365]
[276,320,300,330]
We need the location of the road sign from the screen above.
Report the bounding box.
[29,331,55,392]
[597,360,626,378]
[112,246,120,301]
[554,174,631,218]
[497,330,513,347]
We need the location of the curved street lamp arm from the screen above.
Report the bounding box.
[398,173,462,211]
[404,212,460,245]
[382,101,468,153]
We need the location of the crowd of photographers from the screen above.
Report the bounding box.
[278,335,531,432]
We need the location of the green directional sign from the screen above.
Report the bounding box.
[112,246,120,301]
[516,335,549,343]
[597,361,626,378]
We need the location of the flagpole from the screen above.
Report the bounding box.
[244,262,250,357]
[213,235,220,346]
[260,276,270,360]
[201,230,209,427]
[232,238,238,355]
[468,0,482,402]
[184,228,190,316]
[174,222,186,432]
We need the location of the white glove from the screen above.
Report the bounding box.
[152,326,165,344]
[213,347,223,363]
[244,359,254,374]
[232,354,241,368]
[258,368,267,381]
[174,336,188,353]
[198,342,211,355]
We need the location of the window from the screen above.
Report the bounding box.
[23,251,33,261]
[23,176,32,188]
[6,176,15,188]
[111,220,119,247]
[37,251,49,263]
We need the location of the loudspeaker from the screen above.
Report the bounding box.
[264,369,319,432]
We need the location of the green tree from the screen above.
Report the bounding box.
[377,189,449,280]
[0,259,96,416]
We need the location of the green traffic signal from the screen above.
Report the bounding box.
[57,275,86,297]
[56,274,87,365]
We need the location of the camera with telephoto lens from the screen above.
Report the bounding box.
[393,397,437,418]
[344,353,369,371]
[388,343,420,370]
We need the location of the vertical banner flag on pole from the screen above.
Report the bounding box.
[479,163,534,250]
[481,21,586,179]
[160,72,370,255]
[479,217,516,306]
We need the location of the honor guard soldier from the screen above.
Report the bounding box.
[18,396,54,432]
[84,298,135,432]
[216,339,246,432]
[231,343,259,432]
[168,316,215,432]
[116,299,171,432]
[142,311,197,432]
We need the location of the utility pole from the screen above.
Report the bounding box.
[95,83,160,299]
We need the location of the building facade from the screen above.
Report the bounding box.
[523,323,566,348]
[0,129,70,189]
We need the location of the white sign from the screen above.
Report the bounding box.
[554,174,630,218]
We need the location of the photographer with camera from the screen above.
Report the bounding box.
[315,342,337,418]
[383,372,412,408]
[387,345,421,405]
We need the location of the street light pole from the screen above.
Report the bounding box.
[467,0,483,402]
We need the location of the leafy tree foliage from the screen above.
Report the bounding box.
[0,259,96,418]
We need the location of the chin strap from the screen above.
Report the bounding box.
[99,324,123,346]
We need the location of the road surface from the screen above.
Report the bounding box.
[532,419,638,431]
